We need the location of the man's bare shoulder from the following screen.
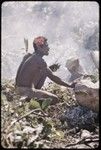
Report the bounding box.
[33,55,47,68]
[24,53,32,57]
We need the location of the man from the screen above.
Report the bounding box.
[15,36,75,104]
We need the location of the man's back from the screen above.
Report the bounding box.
[16,53,47,88]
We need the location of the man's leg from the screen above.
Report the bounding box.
[32,89,59,105]
[15,86,59,105]
[33,74,58,104]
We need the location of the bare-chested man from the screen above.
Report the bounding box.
[15,36,75,104]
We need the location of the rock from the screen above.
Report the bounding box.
[14,135,22,143]
[23,126,36,134]
[20,96,30,102]
[80,130,91,139]
[14,130,23,136]
[74,79,99,112]
[66,57,99,112]
[66,55,99,112]
[23,124,43,135]
[66,58,86,82]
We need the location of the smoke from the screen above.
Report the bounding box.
[1,1,99,80]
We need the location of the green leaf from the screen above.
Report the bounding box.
[55,130,64,139]
[41,99,51,110]
[46,118,55,127]
[29,99,41,109]
[51,129,64,139]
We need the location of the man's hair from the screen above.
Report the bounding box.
[33,36,47,52]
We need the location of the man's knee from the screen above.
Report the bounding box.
[32,89,59,105]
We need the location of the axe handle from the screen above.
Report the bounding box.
[24,38,28,53]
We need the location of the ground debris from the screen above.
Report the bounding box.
[61,105,98,130]
[1,81,99,148]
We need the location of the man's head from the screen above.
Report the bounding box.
[33,36,49,56]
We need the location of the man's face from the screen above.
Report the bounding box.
[39,42,50,55]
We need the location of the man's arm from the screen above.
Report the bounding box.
[47,68,74,88]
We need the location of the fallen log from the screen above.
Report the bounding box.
[74,79,99,112]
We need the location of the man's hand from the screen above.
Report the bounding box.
[47,68,77,88]
[49,63,60,72]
